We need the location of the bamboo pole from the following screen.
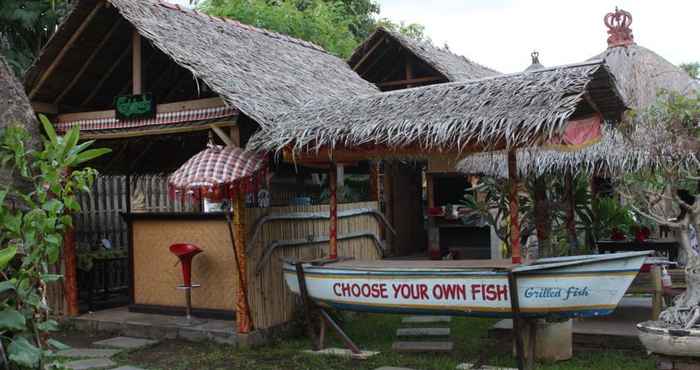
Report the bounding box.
[63,224,79,316]
[329,163,338,259]
[508,150,522,264]
[132,30,142,95]
[233,191,253,333]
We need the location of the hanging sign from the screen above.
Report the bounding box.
[114,93,156,120]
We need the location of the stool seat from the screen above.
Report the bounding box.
[169,243,202,259]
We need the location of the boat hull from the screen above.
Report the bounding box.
[283,251,649,319]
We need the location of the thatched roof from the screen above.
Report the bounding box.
[24,0,378,126]
[248,61,625,157]
[348,27,500,82]
[458,11,700,178]
[0,56,41,187]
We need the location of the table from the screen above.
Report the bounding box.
[596,240,679,261]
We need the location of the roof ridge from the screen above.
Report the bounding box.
[155,0,328,53]
[374,27,500,78]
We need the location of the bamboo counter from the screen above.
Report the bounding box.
[123,201,383,328]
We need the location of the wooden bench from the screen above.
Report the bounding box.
[627,267,686,319]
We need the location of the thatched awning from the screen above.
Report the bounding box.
[247,61,626,159]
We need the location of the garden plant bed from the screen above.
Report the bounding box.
[58,314,658,370]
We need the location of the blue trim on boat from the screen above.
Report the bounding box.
[317,300,614,319]
[281,267,640,278]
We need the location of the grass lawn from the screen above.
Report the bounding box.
[106,313,655,370]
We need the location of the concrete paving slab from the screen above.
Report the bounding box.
[392,341,453,352]
[93,336,158,350]
[303,347,379,360]
[374,367,416,370]
[396,327,450,337]
[63,358,116,370]
[401,316,452,324]
[57,348,121,358]
[456,364,517,370]
[110,367,148,370]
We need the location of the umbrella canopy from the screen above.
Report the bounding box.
[168,145,266,200]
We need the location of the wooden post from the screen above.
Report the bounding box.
[508,271,526,370]
[63,224,79,316]
[533,175,550,257]
[329,162,338,259]
[132,30,142,95]
[233,192,253,333]
[508,151,522,264]
[564,171,578,255]
[651,265,663,320]
[369,161,380,202]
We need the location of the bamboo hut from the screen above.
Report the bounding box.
[248,60,627,264]
[347,27,502,257]
[457,9,700,179]
[23,0,385,333]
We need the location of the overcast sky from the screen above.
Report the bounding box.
[171,0,699,73]
[376,0,699,73]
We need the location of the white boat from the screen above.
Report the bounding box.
[283,251,651,319]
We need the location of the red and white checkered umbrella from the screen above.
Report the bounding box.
[168,145,266,200]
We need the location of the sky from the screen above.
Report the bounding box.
[170,0,699,73]
[376,0,700,73]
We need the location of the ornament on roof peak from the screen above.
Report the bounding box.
[605,8,635,48]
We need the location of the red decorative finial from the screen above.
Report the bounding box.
[604,8,635,47]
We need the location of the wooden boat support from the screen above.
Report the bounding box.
[246,208,397,254]
[255,231,385,274]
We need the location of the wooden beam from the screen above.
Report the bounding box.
[29,1,105,98]
[81,45,131,106]
[59,97,227,123]
[132,30,142,94]
[281,143,502,165]
[508,150,522,264]
[55,18,124,105]
[229,121,240,147]
[329,162,338,259]
[210,124,233,146]
[31,101,58,114]
[352,35,386,71]
[377,76,443,88]
[80,120,236,140]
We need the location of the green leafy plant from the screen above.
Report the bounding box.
[0,116,109,369]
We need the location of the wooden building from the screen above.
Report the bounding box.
[24,0,385,332]
[348,27,502,258]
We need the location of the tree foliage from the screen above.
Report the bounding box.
[198,0,426,58]
[0,0,73,76]
[0,117,109,368]
[680,62,699,80]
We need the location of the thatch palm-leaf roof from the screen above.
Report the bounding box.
[349,27,500,82]
[459,30,700,178]
[248,61,625,157]
[25,0,378,126]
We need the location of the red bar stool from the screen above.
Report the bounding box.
[169,243,204,324]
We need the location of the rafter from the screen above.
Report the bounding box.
[352,35,386,71]
[55,18,124,105]
[29,1,105,98]
[81,44,131,107]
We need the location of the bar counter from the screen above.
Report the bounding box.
[123,212,238,318]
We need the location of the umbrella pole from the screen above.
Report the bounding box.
[225,193,253,333]
[508,150,522,264]
[329,162,338,260]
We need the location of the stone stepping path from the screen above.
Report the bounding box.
[57,348,121,359]
[303,347,379,360]
[94,337,158,350]
[393,316,453,353]
[392,341,454,352]
[456,364,517,370]
[111,367,148,370]
[63,358,116,370]
[396,327,450,337]
[374,367,416,370]
[401,315,452,324]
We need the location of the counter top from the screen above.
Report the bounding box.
[121,212,229,221]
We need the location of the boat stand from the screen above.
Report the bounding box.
[508,271,537,370]
[294,261,361,355]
